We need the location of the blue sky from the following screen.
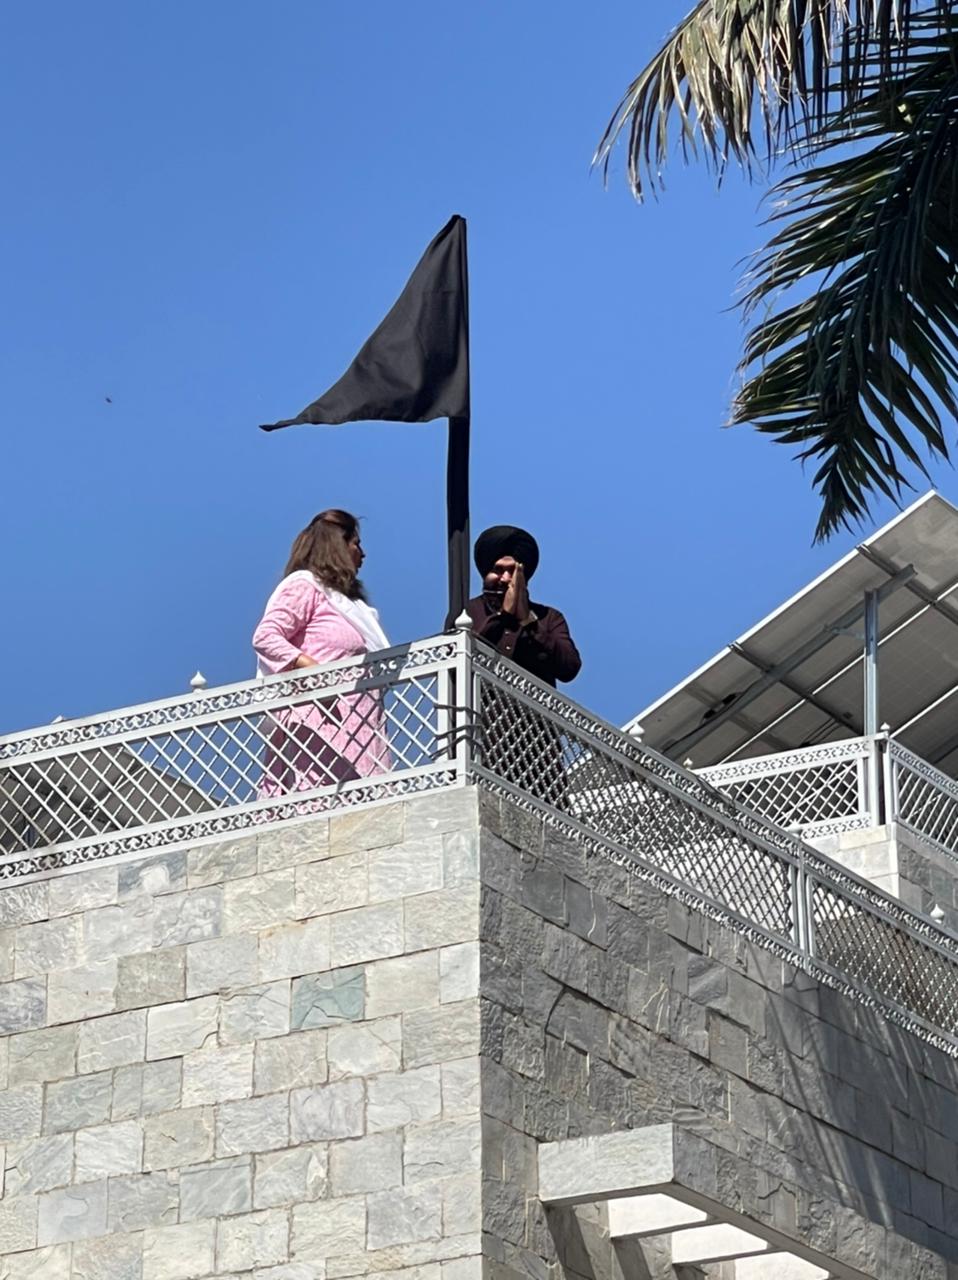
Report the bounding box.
[2,2,951,734]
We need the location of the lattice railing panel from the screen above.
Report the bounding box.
[889,743,958,861]
[475,670,795,940]
[0,642,454,862]
[717,761,860,830]
[699,743,869,835]
[811,876,958,1034]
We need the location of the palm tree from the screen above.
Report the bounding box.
[597,2,958,540]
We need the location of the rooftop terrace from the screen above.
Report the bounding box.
[3,626,958,1065]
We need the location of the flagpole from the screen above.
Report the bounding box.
[445,218,471,630]
[445,415,470,629]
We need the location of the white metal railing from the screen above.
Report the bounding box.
[699,735,958,865]
[4,630,958,1055]
[698,740,878,842]
[0,635,470,880]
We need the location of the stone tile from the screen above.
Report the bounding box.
[254,1145,328,1209]
[0,1243,71,1280]
[0,882,49,928]
[291,967,364,1029]
[441,829,479,887]
[74,1120,143,1181]
[366,1185,442,1249]
[259,917,331,982]
[404,1119,481,1182]
[14,916,84,977]
[5,1134,74,1196]
[82,899,154,963]
[112,1059,182,1120]
[37,1180,107,1245]
[257,820,330,873]
[217,1208,289,1272]
[368,839,443,903]
[143,1219,215,1280]
[106,1171,179,1233]
[368,1066,442,1132]
[0,1196,38,1254]
[118,851,187,900]
[254,1030,328,1094]
[439,942,479,1003]
[216,1094,290,1157]
[290,1079,364,1142]
[329,903,403,967]
[152,886,223,948]
[405,790,476,840]
[186,933,258,997]
[405,886,479,952]
[7,1024,76,1084]
[330,1132,402,1194]
[441,1172,480,1235]
[440,1059,480,1118]
[254,1264,323,1280]
[327,1017,402,1079]
[44,1072,111,1135]
[71,1232,143,1280]
[47,960,116,1025]
[188,837,258,887]
[47,866,118,917]
[365,952,440,1018]
[143,1106,214,1171]
[403,1002,479,1068]
[220,980,291,1044]
[295,853,368,919]
[116,947,186,1010]
[182,1042,254,1106]
[146,996,218,1059]
[330,804,403,855]
[0,976,47,1033]
[0,927,13,982]
[77,1009,146,1072]
[290,1197,366,1261]
[224,871,295,933]
[179,1155,252,1222]
[440,1261,482,1280]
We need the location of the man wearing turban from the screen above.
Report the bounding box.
[466,525,581,687]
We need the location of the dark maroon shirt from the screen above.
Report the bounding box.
[466,596,582,687]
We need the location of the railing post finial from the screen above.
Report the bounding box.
[190,671,208,693]
[454,610,473,632]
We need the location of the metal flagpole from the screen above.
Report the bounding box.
[445,219,471,629]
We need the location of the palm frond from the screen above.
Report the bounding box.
[732,15,958,539]
[597,0,952,197]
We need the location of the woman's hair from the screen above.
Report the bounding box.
[284,509,366,600]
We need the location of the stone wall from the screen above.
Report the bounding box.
[0,785,955,1280]
[476,791,958,1279]
[0,791,484,1280]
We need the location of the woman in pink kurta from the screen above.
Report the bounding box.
[253,510,390,794]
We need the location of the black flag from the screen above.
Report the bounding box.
[260,215,469,430]
[260,215,472,628]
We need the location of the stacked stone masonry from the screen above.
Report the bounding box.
[0,793,483,1280]
[0,786,955,1278]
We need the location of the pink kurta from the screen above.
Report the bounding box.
[252,573,390,793]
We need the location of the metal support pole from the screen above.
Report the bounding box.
[864,589,880,735]
[864,589,880,821]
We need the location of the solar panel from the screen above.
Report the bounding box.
[626,492,958,776]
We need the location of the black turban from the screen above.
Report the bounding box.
[474,525,540,579]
